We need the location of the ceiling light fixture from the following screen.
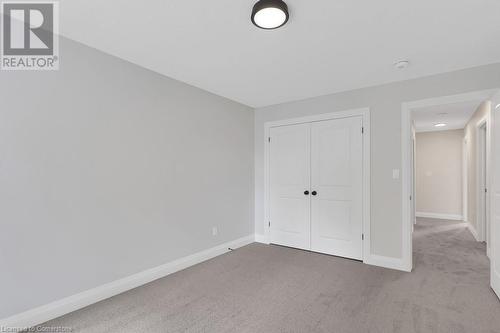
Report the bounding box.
[394,60,410,70]
[251,0,289,30]
[434,123,447,128]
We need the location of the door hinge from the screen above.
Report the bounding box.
[268,137,271,143]
[268,221,271,227]
[485,188,488,193]
[361,127,364,134]
[362,233,364,240]
[410,195,412,201]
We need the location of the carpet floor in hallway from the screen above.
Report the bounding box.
[40,218,500,332]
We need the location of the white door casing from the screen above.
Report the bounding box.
[477,123,489,253]
[490,92,500,299]
[412,126,417,226]
[463,137,468,223]
[310,116,363,259]
[269,123,311,250]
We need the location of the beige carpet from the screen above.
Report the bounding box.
[39,218,500,332]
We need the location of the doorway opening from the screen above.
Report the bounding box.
[401,89,497,273]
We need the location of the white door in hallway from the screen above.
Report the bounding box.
[491,91,500,300]
[310,117,363,259]
[269,123,311,250]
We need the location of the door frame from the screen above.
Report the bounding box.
[476,116,491,253]
[401,89,497,272]
[411,123,417,228]
[490,94,500,299]
[463,136,468,225]
[263,107,371,262]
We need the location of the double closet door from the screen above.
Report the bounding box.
[269,116,363,260]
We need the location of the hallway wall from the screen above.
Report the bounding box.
[464,101,491,232]
[415,130,464,219]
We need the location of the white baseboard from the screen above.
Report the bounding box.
[254,233,269,244]
[466,222,480,241]
[416,212,463,221]
[0,235,254,331]
[364,254,411,272]
[256,234,410,272]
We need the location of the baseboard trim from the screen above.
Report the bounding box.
[254,233,269,244]
[256,234,410,272]
[466,222,480,241]
[0,235,254,331]
[364,254,411,272]
[416,212,463,221]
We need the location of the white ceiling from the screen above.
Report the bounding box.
[60,0,500,107]
[412,101,481,132]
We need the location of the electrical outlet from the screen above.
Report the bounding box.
[212,226,218,236]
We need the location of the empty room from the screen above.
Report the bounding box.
[1,1,500,332]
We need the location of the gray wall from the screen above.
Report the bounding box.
[255,63,500,259]
[0,38,254,318]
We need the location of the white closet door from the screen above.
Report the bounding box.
[310,116,363,260]
[269,123,311,250]
[491,91,500,300]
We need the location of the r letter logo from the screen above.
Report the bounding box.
[1,1,59,70]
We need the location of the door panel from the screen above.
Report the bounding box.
[316,201,351,241]
[269,123,311,250]
[491,92,500,300]
[310,116,363,260]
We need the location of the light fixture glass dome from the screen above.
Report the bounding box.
[251,0,289,30]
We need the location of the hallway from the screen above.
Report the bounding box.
[411,217,498,332]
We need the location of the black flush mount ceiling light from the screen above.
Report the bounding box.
[251,0,289,30]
